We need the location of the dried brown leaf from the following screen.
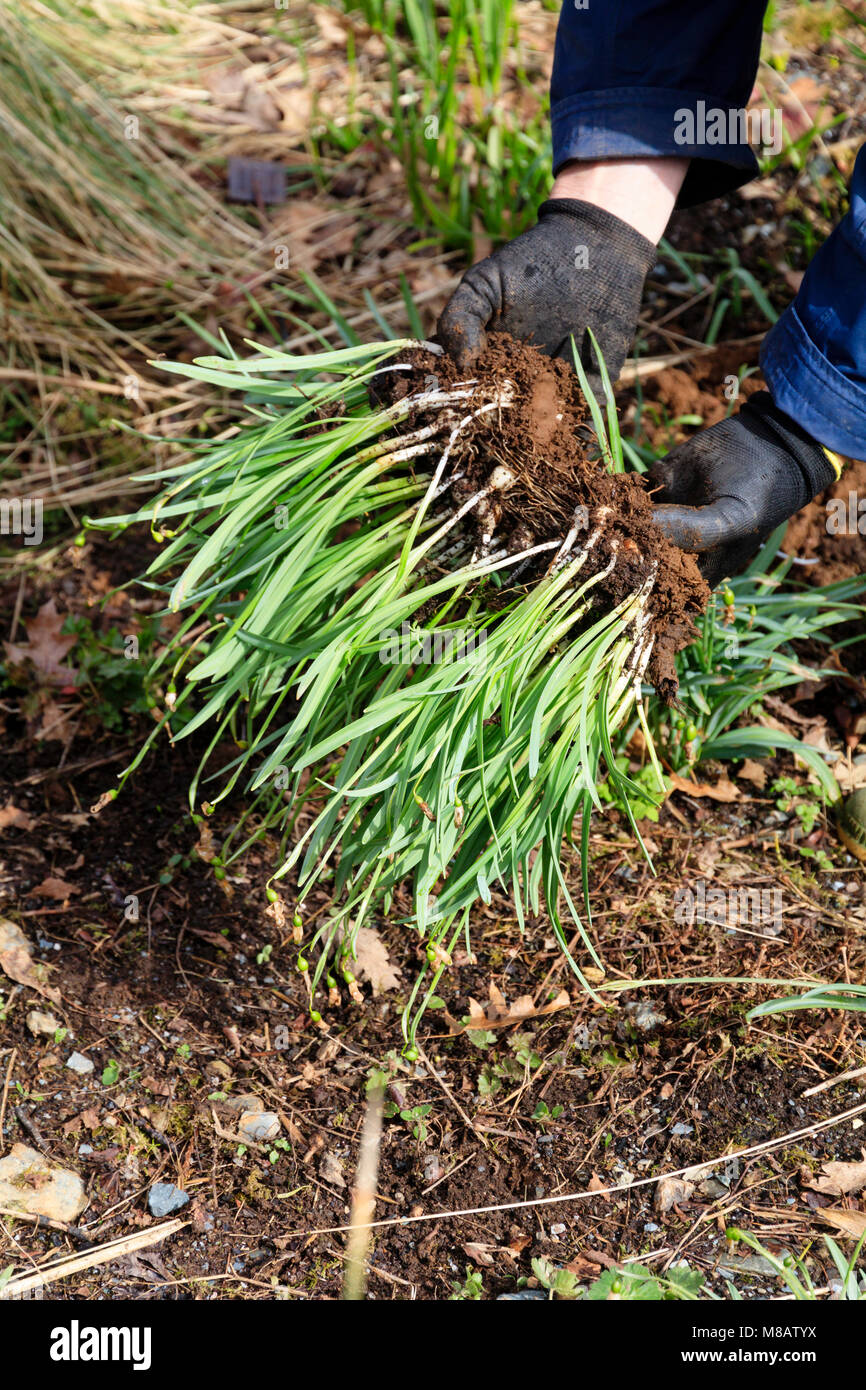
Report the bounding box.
[312,4,348,46]
[820,1207,866,1240]
[271,198,356,272]
[669,773,739,803]
[0,918,61,1004]
[319,1151,345,1189]
[446,986,570,1034]
[0,803,34,833]
[32,876,79,901]
[737,758,767,790]
[352,927,401,995]
[4,600,77,686]
[242,80,282,132]
[35,697,76,744]
[806,1152,866,1198]
[655,1175,694,1214]
[195,823,217,864]
[835,761,866,794]
[463,1241,495,1267]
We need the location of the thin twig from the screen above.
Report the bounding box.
[0,1049,16,1155]
[342,1084,384,1302]
[0,1206,94,1247]
[0,1218,188,1299]
[13,1106,48,1152]
[802,1065,866,1098]
[277,1100,866,1242]
[416,1044,487,1147]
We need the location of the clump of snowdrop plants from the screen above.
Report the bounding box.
[102,331,707,1045]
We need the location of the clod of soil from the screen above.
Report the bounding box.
[396,334,709,700]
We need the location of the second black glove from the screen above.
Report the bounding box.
[651,392,838,586]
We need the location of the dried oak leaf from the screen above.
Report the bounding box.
[445,982,570,1035]
[4,600,78,686]
[352,927,401,995]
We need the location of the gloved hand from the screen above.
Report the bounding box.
[651,392,839,587]
[436,199,657,396]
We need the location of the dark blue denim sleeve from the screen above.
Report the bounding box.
[551,1,769,206]
[760,147,866,458]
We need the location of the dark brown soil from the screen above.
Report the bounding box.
[784,457,866,587]
[652,359,766,432]
[1,714,864,1301]
[401,334,709,700]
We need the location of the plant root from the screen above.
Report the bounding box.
[387,337,707,699]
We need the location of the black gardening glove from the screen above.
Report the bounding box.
[651,392,838,587]
[437,199,657,397]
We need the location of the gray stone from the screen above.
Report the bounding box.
[238,1110,280,1144]
[148,1182,189,1218]
[65,1051,94,1075]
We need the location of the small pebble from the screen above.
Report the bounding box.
[423,1152,445,1185]
[27,1010,60,1037]
[65,1051,94,1075]
[148,1182,189,1217]
[238,1110,280,1143]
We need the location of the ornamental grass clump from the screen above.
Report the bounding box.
[102,332,708,1041]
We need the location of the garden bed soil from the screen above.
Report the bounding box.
[0,722,863,1301]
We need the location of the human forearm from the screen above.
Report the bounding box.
[550,157,689,244]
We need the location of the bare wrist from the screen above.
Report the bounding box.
[550,158,689,244]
